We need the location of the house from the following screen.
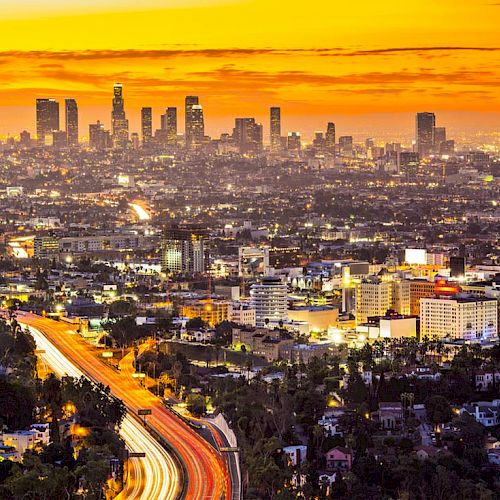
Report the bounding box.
[460,400,500,427]
[475,371,500,392]
[487,448,500,466]
[1,430,39,454]
[414,445,440,460]
[377,402,403,430]
[283,445,307,466]
[318,408,346,437]
[0,444,20,462]
[325,446,353,471]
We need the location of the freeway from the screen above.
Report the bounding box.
[17,312,231,500]
[24,316,179,500]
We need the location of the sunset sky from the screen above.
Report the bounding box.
[0,0,499,140]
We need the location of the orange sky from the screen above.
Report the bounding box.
[0,0,499,139]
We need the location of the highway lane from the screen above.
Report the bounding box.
[18,312,231,500]
[21,316,180,500]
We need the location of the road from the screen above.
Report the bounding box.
[17,312,231,500]
[24,315,179,500]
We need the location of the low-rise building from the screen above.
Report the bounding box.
[460,400,500,427]
[325,447,353,471]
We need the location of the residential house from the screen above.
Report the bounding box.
[460,400,500,427]
[283,445,307,466]
[325,446,353,471]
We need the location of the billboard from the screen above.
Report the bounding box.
[405,248,427,265]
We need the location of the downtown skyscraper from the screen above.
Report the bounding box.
[141,107,152,145]
[185,96,204,148]
[36,98,59,146]
[65,99,78,146]
[416,112,435,157]
[111,83,129,149]
[325,122,336,154]
[161,107,177,146]
[270,107,281,152]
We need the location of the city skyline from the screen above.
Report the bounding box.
[0,1,498,136]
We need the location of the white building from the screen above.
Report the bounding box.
[238,246,269,278]
[355,277,410,325]
[229,303,256,327]
[283,445,307,466]
[420,296,497,340]
[250,276,288,327]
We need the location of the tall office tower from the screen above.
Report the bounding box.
[185,96,201,148]
[52,130,68,149]
[400,151,420,180]
[111,83,129,149]
[433,126,446,154]
[141,107,153,145]
[270,107,281,152]
[89,121,111,150]
[325,122,336,154]
[161,225,208,274]
[36,98,59,145]
[287,132,301,152]
[233,118,263,154]
[415,112,435,157]
[312,132,326,150]
[250,276,288,327]
[64,99,78,146]
[163,107,178,145]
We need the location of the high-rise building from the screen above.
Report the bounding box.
[185,96,205,148]
[270,107,281,152]
[161,107,177,145]
[250,276,288,327]
[161,225,208,274]
[89,121,111,150]
[420,297,497,340]
[52,130,68,149]
[36,98,59,145]
[233,118,263,154]
[338,136,353,156]
[65,99,78,146]
[355,278,410,324]
[141,107,152,145]
[111,83,129,149]
[433,126,446,153]
[400,151,420,180]
[19,131,31,148]
[325,122,336,154]
[415,112,435,157]
[287,132,301,152]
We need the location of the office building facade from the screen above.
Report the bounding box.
[250,276,288,327]
[36,98,59,145]
[65,99,78,146]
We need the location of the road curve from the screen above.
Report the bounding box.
[18,312,231,500]
[23,316,179,500]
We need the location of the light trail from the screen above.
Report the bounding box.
[24,322,179,500]
[129,202,151,221]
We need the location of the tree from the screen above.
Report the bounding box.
[186,393,206,416]
[186,317,207,330]
[425,395,453,426]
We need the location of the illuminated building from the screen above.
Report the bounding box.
[408,279,436,315]
[338,136,353,156]
[415,112,435,157]
[89,120,111,150]
[131,132,140,150]
[400,151,420,180]
[65,99,78,146]
[238,246,269,278]
[270,107,281,152]
[287,132,301,153]
[325,122,336,154]
[250,276,288,327]
[420,296,497,340]
[161,107,177,145]
[52,130,67,149]
[141,107,153,145]
[185,96,205,148]
[34,236,60,259]
[433,126,446,153]
[355,278,410,325]
[161,225,207,274]
[111,83,129,149]
[36,98,59,146]
[181,299,230,327]
[228,303,256,327]
[233,118,263,154]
